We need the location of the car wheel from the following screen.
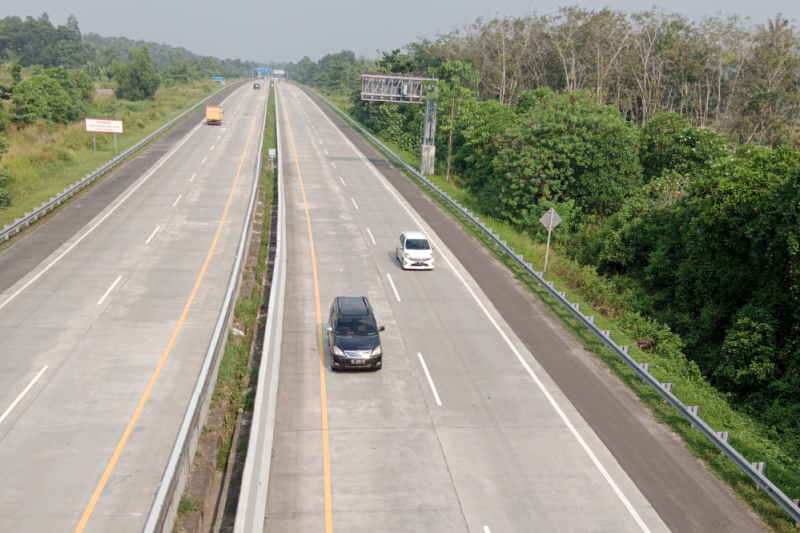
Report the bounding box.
[330,361,338,371]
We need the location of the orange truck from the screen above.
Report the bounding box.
[206,105,223,125]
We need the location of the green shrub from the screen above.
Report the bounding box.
[0,135,11,208]
[10,75,70,125]
[113,45,161,101]
[484,88,642,229]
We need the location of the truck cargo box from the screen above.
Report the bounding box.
[206,105,222,125]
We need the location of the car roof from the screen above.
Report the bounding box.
[337,296,370,317]
[403,231,428,240]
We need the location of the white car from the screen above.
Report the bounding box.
[396,231,435,270]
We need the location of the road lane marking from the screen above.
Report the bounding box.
[0,366,48,427]
[351,198,358,210]
[201,157,207,164]
[73,83,266,533]
[339,177,345,186]
[324,149,329,155]
[145,226,159,244]
[319,139,323,145]
[366,227,375,244]
[331,162,336,169]
[190,173,196,182]
[0,83,250,312]
[315,131,319,136]
[387,273,401,301]
[173,195,182,207]
[98,275,122,305]
[217,136,221,140]
[211,145,215,150]
[279,86,333,533]
[418,353,441,406]
[483,528,491,533]
[305,86,653,533]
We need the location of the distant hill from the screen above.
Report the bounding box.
[83,33,197,70]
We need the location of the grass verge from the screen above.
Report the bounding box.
[0,80,239,226]
[212,83,276,471]
[316,88,800,532]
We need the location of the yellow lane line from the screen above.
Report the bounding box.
[279,86,334,533]
[74,91,265,533]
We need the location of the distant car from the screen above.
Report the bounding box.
[325,296,384,371]
[396,231,435,270]
[254,83,260,89]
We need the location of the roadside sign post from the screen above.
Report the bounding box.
[213,76,226,86]
[85,118,124,155]
[268,148,276,171]
[539,207,562,272]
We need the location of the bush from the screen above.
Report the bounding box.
[10,75,70,125]
[114,45,161,101]
[484,88,642,230]
[43,67,94,121]
[0,136,11,209]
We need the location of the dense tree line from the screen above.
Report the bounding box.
[0,13,267,208]
[0,13,262,82]
[297,9,800,441]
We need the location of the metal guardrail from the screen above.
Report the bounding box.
[309,87,800,525]
[0,82,241,243]
[142,82,270,533]
[233,81,287,533]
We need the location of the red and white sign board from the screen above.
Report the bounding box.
[85,118,124,134]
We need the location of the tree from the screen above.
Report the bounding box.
[429,60,479,181]
[9,74,70,124]
[487,88,642,227]
[113,45,160,101]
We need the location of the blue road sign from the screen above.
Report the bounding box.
[257,68,269,74]
[213,76,225,82]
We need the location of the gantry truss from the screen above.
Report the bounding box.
[361,73,438,103]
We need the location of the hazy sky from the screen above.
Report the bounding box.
[1,0,798,63]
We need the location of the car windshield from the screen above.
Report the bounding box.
[405,238,430,250]
[336,317,377,337]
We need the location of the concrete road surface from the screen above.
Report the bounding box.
[0,82,267,533]
[264,82,753,532]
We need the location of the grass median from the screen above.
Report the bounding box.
[212,82,276,470]
[315,87,800,532]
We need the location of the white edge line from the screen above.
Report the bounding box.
[201,157,207,164]
[386,273,401,302]
[145,226,160,244]
[483,527,491,533]
[211,145,215,150]
[98,275,123,305]
[366,227,376,245]
[351,198,358,210]
[418,353,442,406]
[339,177,345,186]
[331,162,336,168]
[190,173,196,182]
[0,365,48,426]
[173,195,182,207]
[303,87,653,533]
[324,149,329,155]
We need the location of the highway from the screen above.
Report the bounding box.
[0,81,268,533]
[263,82,738,532]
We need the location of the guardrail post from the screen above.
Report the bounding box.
[620,345,628,354]
[661,383,674,393]
[586,315,594,324]
[717,431,730,443]
[687,406,700,416]
[752,462,766,474]
[639,363,650,373]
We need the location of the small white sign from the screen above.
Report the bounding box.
[85,118,124,134]
[274,70,285,75]
[539,207,562,230]
[268,148,276,159]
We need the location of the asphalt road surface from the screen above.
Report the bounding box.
[262,83,763,532]
[0,82,268,533]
